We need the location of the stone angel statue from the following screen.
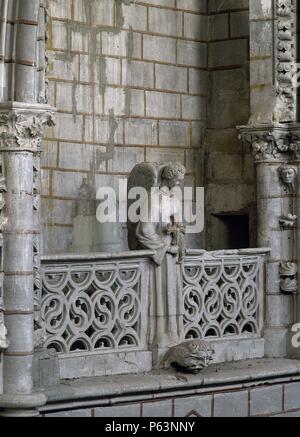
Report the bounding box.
[127,162,186,265]
[127,162,187,352]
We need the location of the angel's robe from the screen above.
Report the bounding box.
[133,187,184,350]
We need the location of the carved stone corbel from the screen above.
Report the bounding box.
[280,262,298,294]
[278,164,297,193]
[279,213,297,229]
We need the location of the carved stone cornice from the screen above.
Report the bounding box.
[0,103,55,153]
[238,124,295,162]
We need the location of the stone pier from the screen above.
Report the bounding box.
[239,0,300,359]
[0,0,54,417]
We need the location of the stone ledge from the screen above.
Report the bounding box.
[41,250,155,263]
[59,351,153,380]
[41,247,272,263]
[42,359,300,412]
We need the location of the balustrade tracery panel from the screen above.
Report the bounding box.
[41,258,149,355]
[41,250,266,372]
[183,255,263,341]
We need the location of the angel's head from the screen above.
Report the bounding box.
[161,163,186,189]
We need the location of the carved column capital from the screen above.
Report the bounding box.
[238,124,295,162]
[0,104,55,153]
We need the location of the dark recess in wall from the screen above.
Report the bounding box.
[213,214,250,250]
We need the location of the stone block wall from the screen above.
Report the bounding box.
[42,0,254,254]
[248,0,274,124]
[205,0,255,251]
[42,0,209,254]
[42,380,300,417]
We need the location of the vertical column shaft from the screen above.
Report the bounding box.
[0,0,53,417]
[237,126,299,359]
[0,105,54,416]
[257,162,284,357]
[296,159,300,358]
[257,160,295,357]
[14,0,39,103]
[3,151,34,394]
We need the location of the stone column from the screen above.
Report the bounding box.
[0,0,55,416]
[239,125,296,358]
[237,0,299,358]
[0,103,53,417]
[289,129,300,358]
[0,153,8,395]
[294,152,300,359]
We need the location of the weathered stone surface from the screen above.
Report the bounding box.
[174,395,212,417]
[274,411,300,418]
[46,409,92,418]
[38,359,300,417]
[142,400,173,417]
[214,392,248,417]
[250,386,283,416]
[59,351,153,380]
[3,0,300,419]
[284,382,300,411]
[95,404,140,418]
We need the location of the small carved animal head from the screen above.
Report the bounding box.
[165,340,215,375]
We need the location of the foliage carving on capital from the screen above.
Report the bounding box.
[239,129,291,162]
[0,111,54,151]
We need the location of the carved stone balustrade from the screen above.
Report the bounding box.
[39,248,270,380]
[41,251,153,379]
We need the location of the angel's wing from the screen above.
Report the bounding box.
[127,162,159,194]
[127,162,160,250]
